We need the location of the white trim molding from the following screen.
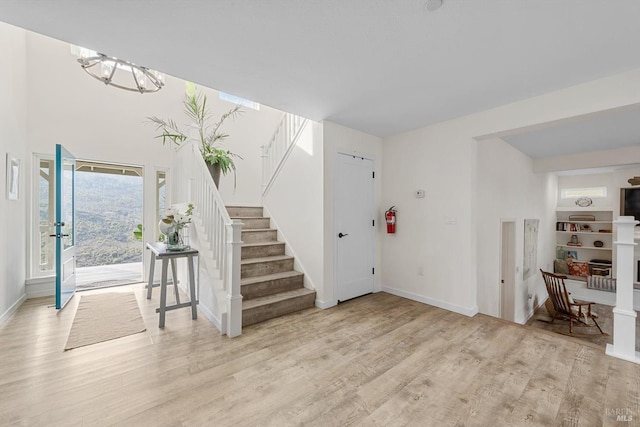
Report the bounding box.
[382,286,479,317]
[0,294,26,325]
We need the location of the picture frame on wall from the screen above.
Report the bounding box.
[6,153,20,201]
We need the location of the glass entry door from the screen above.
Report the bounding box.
[55,144,76,309]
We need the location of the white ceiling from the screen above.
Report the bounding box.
[502,107,640,159]
[1,0,640,139]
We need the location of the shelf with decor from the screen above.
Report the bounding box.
[554,209,613,280]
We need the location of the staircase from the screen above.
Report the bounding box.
[227,206,316,326]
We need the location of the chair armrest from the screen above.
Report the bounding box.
[571,300,595,306]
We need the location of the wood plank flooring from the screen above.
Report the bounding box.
[526,300,640,352]
[1,287,639,426]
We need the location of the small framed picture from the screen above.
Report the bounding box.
[566,250,578,261]
[6,153,20,201]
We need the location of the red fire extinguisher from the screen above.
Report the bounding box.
[385,206,397,234]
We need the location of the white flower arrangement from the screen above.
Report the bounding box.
[159,203,195,249]
[160,203,194,231]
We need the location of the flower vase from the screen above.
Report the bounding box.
[166,227,181,250]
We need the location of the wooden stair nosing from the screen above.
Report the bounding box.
[241,270,304,285]
[240,255,293,265]
[242,288,316,311]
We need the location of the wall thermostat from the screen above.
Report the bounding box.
[415,190,425,198]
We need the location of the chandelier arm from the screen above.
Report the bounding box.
[75,50,164,94]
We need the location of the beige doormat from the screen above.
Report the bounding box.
[64,292,146,351]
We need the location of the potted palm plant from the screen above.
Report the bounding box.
[148,89,243,188]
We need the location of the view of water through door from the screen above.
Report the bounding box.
[74,161,143,290]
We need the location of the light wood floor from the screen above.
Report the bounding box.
[526,300,640,352]
[1,287,639,427]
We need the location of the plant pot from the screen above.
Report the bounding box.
[206,162,221,188]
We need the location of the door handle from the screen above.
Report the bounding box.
[49,234,70,238]
[338,232,349,238]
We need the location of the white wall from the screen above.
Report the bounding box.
[263,121,324,295]
[323,121,383,307]
[476,138,557,323]
[382,68,640,317]
[0,23,28,323]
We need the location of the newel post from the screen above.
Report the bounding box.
[226,219,243,337]
[606,216,640,364]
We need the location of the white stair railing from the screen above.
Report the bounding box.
[175,141,243,337]
[261,112,308,195]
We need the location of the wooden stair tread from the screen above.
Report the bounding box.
[241,270,304,285]
[242,241,284,247]
[242,288,316,310]
[241,228,276,232]
[230,216,269,220]
[242,240,284,248]
[241,255,293,265]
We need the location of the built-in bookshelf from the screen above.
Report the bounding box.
[555,209,613,277]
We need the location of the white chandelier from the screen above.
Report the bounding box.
[72,46,164,94]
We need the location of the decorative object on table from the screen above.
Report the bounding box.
[147,84,243,188]
[575,197,593,207]
[6,153,20,201]
[593,240,604,248]
[72,45,164,94]
[523,218,539,280]
[565,250,578,261]
[159,203,195,251]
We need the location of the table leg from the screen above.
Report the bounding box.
[147,255,156,299]
[170,258,180,305]
[187,255,198,320]
[159,259,169,328]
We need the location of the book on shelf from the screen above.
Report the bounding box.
[556,222,593,232]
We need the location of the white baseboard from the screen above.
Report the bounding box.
[382,286,479,317]
[606,344,640,365]
[523,297,547,325]
[26,277,55,298]
[0,293,26,326]
[315,299,336,309]
[197,302,224,334]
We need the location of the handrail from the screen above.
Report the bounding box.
[174,141,242,337]
[261,112,308,196]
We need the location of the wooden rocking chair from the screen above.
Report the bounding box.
[539,269,607,337]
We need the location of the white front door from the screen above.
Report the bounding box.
[335,153,375,302]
